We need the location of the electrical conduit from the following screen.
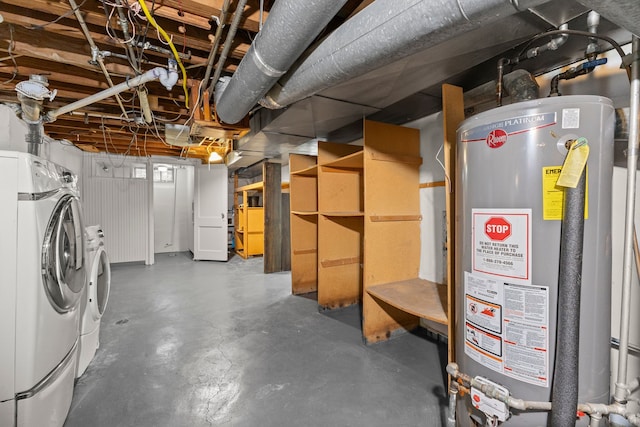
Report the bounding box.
[67,0,129,119]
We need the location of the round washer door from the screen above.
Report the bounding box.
[42,194,86,312]
[89,247,111,321]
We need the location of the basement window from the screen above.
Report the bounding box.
[153,165,174,183]
[133,166,147,179]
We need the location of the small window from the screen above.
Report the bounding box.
[153,165,174,183]
[133,167,147,179]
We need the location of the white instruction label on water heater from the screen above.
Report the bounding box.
[464,272,550,388]
[472,209,531,283]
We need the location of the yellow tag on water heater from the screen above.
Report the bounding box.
[556,139,589,188]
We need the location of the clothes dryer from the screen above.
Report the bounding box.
[77,225,110,378]
[0,151,85,427]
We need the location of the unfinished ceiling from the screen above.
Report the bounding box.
[0,0,637,172]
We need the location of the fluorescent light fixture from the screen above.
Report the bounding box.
[208,152,223,162]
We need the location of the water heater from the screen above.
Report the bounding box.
[455,96,614,426]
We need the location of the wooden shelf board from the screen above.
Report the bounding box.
[320,256,361,268]
[293,248,317,255]
[292,210,319,216]
[237,181,264,192]
[291,165,318,177]
[367,278,448,325]
[320,151,363,169]
[369,151,422,165]
[321,211,364,217]
[369,214,422,222]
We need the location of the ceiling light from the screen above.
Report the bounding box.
[208,152,223,162]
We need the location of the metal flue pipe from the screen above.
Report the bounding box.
[208,0,249,100]
[46,64,178,121]
[68,0,129,119]
[215,0,348,124]
[258,0,552,111]
[202,0,232,95]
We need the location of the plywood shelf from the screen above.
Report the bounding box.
[369,214,422,222]
[290,165,318,177]
[234,181,264,259]
[320,151,364,169]
[236,181,264,192]
[367,278,448,325]
[321,211,365,217]
[289,154,319,295]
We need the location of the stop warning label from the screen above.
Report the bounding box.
[473,209,531,283]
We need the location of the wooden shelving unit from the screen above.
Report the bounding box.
[289,121,449,342]
[362,120,442,343]
[318,142,364,309]
[235,181,264,259]
[289,154,318,294]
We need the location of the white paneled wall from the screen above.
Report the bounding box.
[82,155,149,263]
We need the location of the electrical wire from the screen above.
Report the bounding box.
[22,0,88,30]
[435,143,451,191]
[137,0,190,108]
[1,25,19,86]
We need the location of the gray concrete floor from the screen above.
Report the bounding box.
[65,252,448,427]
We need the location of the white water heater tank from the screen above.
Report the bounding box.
[455,95,614,426]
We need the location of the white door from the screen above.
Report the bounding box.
[193,164,228,261]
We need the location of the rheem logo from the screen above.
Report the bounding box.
[486,129,507,148]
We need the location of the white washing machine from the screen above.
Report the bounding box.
[0,151,85,427]
[77,225,110,378]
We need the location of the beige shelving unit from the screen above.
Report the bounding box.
[289,154,318,294]
[289,121,449,341]
[360,120,447,343]
[317,143,364,309]
[235,181,264,259]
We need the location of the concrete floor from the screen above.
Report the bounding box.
[65,252,448,427]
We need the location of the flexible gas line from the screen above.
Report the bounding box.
[137,0,189,108]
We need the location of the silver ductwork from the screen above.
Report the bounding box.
[576,0,640,37]
[215,0,349,124]
[258,0,553,111]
